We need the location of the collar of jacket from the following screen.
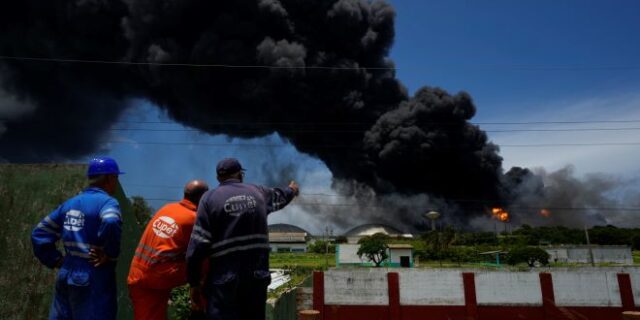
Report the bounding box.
[220,179,241,186]
[84,186,108,194]
[179,198,196,211]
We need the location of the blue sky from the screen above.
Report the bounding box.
[101,0,640,233]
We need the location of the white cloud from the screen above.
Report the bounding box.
[487,91,640,176]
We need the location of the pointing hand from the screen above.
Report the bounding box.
[289,181,299,196]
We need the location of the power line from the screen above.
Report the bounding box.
[125,184,350,198]
[6,117,640,127]
[107,140,640,148]
[137,197,640,212]
[0,55,394,70]
[2,55,640,71]
[499,142,640,147]
[106,127,640,133]
[98,119,640,126]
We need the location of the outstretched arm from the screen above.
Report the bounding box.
[263,180,299,214]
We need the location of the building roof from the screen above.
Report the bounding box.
[268,223,310,234]
[269,232,307,243]
[344,223,407,237]
[387,244,413,249]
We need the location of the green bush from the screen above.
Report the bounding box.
[507,247,550,267]
[169,286,191,320]
[307,240,336,254]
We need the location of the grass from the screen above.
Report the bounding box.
[0,164,139,320]
[633,251,640,264]
[0,164,87,319]
[270,252,336,270]
[268,253,334,300]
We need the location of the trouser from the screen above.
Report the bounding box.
[49,266,117,320]
[128,284,172,320]
[204,270,271,320]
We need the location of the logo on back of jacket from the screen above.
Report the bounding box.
[64,210,85,231]
[224,195,257,216]
[153,216,179,239]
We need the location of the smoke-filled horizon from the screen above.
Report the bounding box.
[1,0,637,228]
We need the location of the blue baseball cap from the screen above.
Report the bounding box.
[87,157,125,177]
[216,158,245,176]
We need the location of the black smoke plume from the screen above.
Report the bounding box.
[0,0,504,219]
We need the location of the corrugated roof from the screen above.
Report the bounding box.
[344,223,406,236]
[268,223,310,234]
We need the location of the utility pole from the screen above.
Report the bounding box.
[324,226,333,270]
[584,225,595,267]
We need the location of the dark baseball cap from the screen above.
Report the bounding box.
[216,158,246,176]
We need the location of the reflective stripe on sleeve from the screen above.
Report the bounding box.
[210,243,271,258]
[190,233,211,244]
[208,234,269,259]
[44,216,61,230]
[193,225,212,239]
[37,223,61,237]
[101,213,120,220]
[137,244,179,258]
[134,251,158,264]
[210,234,268,250]
[100,208,121,220]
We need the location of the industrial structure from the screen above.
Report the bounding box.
[268,223,309,253]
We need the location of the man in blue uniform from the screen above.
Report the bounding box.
[186,158,299,320]
[32,157,124,320]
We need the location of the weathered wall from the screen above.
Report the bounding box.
[546,246,633,264]
[313,267,640,320]
[475,271,542,306]
[324,269,389,305]
[399,269,465,306]
[337,244,366,265]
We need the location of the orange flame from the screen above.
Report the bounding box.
[540,209,551,217]
[491,207,509,222]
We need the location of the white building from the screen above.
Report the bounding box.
[268,223,309,253]
[336,243,414,268]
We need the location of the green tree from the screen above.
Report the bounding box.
[131,196,153,230]
[335,236,348,244]
[308,240,336,253]
[357,233,389,267]
[507,247,550,267]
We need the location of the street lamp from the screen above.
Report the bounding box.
[424,211,441,231]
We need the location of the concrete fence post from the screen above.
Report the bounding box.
[539,272,556,320]
[388,272,401,320]
[312,271,325,320]
[462,272,478,320]
[299,310,320,320]
[618,273,636,311]
[622,311,640,320]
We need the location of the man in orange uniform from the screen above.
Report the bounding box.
[128,180,209,320]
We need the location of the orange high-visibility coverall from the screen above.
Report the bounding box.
[128,199,196,320]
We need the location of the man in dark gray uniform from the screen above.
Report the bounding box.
[186,158,299,320]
